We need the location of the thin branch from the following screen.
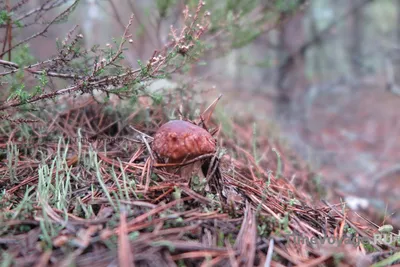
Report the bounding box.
[0,69,138,110]
[0,59,18,69]
[0,57,84,79]
[126,0,157,48]
[1,0,11,59]
[0,0,79,58]
[7,0,12,60]
[13,0,67,27]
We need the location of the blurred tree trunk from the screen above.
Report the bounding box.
[347,0,364,77]
[397,0,400,44]
[310,8,323,80]
[385,0,400,94]
[276,9,308,120]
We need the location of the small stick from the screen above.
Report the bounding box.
[264,239,274,267]
[141,135,154,161]
[199,93,222,126]
[129,125,154,140]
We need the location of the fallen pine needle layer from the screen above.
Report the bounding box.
[0,98,398,267]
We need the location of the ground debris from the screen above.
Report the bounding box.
[0,97,396,266]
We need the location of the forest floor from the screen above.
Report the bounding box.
[1,76,400,266]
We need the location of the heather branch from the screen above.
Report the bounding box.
[0,0,79,58]
[0,113,38,123]
[13,0,68,27]
[0,24,84,78]
[0,0,210,112]
[0,68,141,111]
[91,14,134,76]
[0,0,71,30]
[10,0,29,12]
[0,57,83,79]
[0,59,18,69]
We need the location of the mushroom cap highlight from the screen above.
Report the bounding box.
[152,120,216,161]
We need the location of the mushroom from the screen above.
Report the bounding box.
[152,120,217,183]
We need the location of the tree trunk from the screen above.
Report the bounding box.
[310,7,323,80]
[276,9,308,120]
[347,0,364,77]
[397,0,400,45]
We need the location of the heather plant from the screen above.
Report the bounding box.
[0,0,307,122]
[0,1,217,122]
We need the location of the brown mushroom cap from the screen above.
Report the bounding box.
[152,120,216,161]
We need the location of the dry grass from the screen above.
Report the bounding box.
[0,90,398,267]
